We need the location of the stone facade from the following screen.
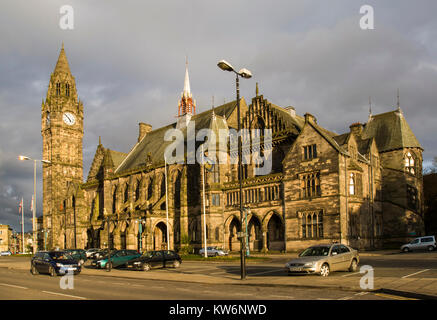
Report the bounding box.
[41,46,425,252]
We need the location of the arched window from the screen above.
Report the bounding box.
[124,184,129,203]
[349,173,355,195]
[404,152,416,175]
[112,186,117,213]
[65,83,70,97]
[134,180,140,202]
[147,178,153,200]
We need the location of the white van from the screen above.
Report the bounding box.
[401,236,436,252]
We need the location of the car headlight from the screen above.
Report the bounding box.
[304,262,315,267]
[133,262,141,265]
[56,263,63,267]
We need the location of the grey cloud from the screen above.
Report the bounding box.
[1,0,436,231]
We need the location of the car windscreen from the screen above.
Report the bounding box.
[49,252,74,260]
[142,251,154,258]
[299,246,330,257]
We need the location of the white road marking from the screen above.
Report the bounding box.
[249,269,282,276]
[0,283,28,290]
[338,296,353,300]
[341,272,361,277]
[401,269,430,279]
[355,292,369,296]
[42,291,87,300]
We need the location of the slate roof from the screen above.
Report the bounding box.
[362,109,422,152]
[115,99,243,174]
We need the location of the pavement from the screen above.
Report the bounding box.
[1,250,436,300]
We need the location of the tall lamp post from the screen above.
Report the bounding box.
[18,156,51,254]
[217,60,252,280]
[136,218,145,253]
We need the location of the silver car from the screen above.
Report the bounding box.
[199,246,228,257]
[285,244,359,277]
[401,236,436,252]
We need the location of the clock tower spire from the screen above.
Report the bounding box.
[42,44,84,249]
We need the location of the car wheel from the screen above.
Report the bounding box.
[427,246,435,252]
[142,263,151,271]
[402,247,410,253]
[173,260,181,268]
[49,266,56,277]
[31,265,39,275]
[349,259,358,272]
[320,263,330,277]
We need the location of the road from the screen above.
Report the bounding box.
[0,267,390,300]
[0,250,436,300]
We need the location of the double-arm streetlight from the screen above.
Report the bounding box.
[18,155,51,253]
[217,60,252,280]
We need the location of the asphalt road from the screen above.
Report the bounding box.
[0,250,435,300]
[0,267,393,300]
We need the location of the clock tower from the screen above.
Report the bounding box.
[41,44,84,249]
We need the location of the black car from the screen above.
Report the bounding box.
[127,250,182,271]
[63,249,87,265]
[90,248,111,260]
[30,251,81,276]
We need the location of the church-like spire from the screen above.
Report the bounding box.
[178,58,196,116]
[53,42,71,75]
[183,58,191,97]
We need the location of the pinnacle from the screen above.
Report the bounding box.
[53,43,71,75]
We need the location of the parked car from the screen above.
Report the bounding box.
[63,249,87,265]
[198,246,228,257]
[92,249,141,269]
[90,248,110,260]
[401,236,436,252]
[30,251,81,276]
[85,248,100,258]
[0,251,12,256]
[285,244,359,277]
[127,250,182,271]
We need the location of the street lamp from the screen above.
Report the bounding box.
[18,155,51,254]
[217,59,252,280]
[136,218,145,253]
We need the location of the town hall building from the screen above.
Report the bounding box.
[40,45,425,253]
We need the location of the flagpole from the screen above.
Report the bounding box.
[21,198,24,253]
[202,144,207,258]
[164,156,170,250]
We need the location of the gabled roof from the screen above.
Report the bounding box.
[362,109,422,152]
[115,100,241,174]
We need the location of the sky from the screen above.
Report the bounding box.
[1,0,436,232]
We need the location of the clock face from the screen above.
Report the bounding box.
[63,112,76,126]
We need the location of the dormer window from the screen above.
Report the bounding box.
[404,152,415,175]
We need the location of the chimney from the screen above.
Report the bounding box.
[285,106,296,117]
[304,113,316,124]
[138,123,152,142]
[349,122,363,137]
